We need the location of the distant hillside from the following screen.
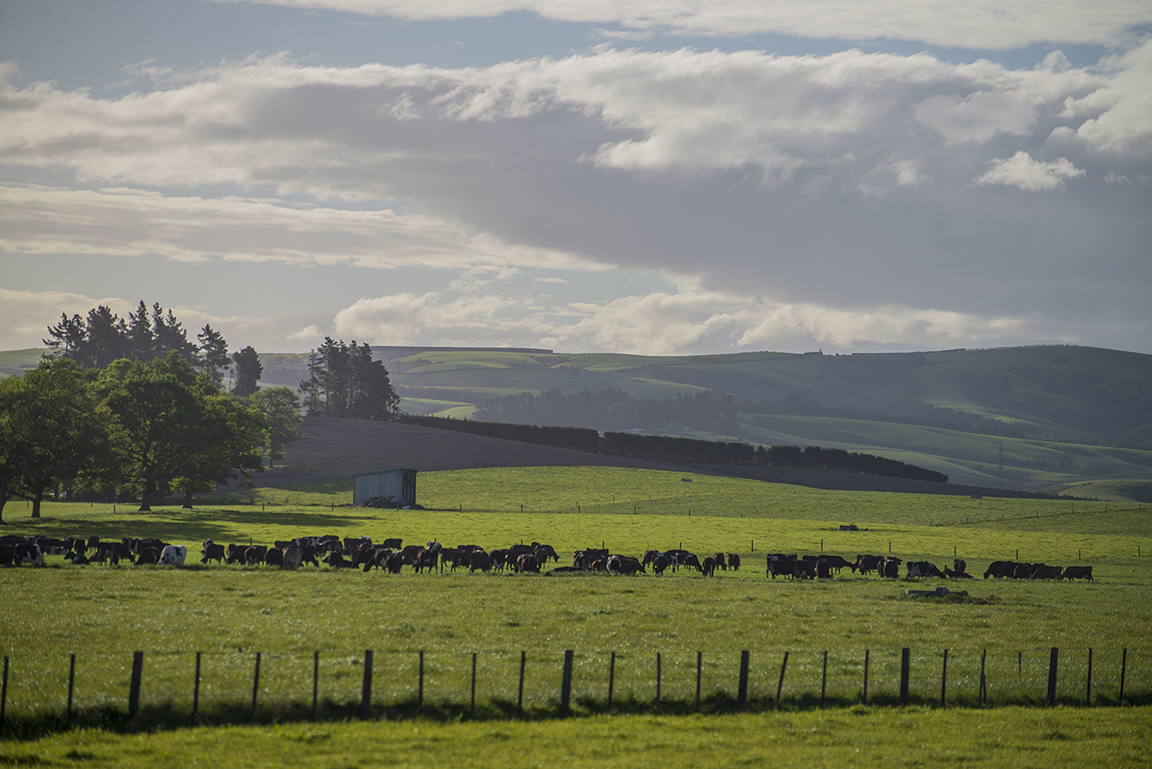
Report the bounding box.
[323,345,1152,495]
[10,344,1152,497]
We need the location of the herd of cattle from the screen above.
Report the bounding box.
[0,533,1092,582]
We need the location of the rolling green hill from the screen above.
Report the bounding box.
[335,346,1152,497]
[11,345,1152,498]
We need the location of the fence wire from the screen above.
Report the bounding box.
[0,647,1147,731]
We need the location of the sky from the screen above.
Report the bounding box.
[1,0,1150,357]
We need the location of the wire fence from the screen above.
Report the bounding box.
[1,646,1147,734]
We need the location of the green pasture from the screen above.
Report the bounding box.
[2,707,1148,769]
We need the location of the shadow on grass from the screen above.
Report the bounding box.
[3,690,1149,741]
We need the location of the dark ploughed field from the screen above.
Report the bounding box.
[256,416,1042,499]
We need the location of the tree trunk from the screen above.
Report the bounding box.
[183,490,194,509]
[0,485,8,525]
[31,497,41,519]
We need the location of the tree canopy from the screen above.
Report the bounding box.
[299,338,400,420]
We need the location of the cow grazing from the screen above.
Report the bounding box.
[1062,566,1093,581]
[323,551,352,569]
[135,547,161,565]
[1031,564,1062,580]
[201,540,225,565]
[880,557,901,578]
[159,545,187,567]
[534,544,560,562]
[818,555,854,574]
[516,554,541,573]
[907,561,946,579]
[727,553,741,571]
[766,555,796,579]
[855,554,884,575]
[984,561,1017,579]
[282,545,304,570]
[701,557,717,577]
[470,550,492,573]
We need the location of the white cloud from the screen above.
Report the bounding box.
[217,1,1152,50]
[974,151,1086,190]
[0,184,590,272]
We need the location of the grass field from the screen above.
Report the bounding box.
[2,466,1151,763]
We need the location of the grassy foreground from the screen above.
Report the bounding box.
[2,466,1151,765]
[2,708,1149,768]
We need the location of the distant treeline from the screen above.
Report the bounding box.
[401,415,948,483]
[473,387,740,435]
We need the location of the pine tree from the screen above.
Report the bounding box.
[197,324,230,385]
[231,346,263,397]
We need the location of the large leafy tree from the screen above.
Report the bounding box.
[300,337,399,420]
[171,380,266,509]
[0,358,110,521]
[231,345,263,397]
[249,387,304,468]
[96,352,266,511]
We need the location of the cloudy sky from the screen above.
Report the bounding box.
[2,0,1150,356]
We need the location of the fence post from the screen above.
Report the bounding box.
[655,653,662,710]
[1047,647,1059,707]
[471,652,477,718]
[67,653,76,724]
[940,649,948,708]
[738,651,750,709]
[518,651,525,716]
[560,650,573,717]
[361,650,373,718]
[129,651,144,720]
[608,652,616,712]
[862,649,869,704]
[696,651,702,711]
[418,651,425,715]
[776,652,789,705]
[1086,648,1092,706]
[193,652,202,719]
[312,652,319,721]
[820,651,828,708]
[979,650,987,706]
[252,652,261,716]
[0,656,7,730]
[1115,644,1124,704]
[899,648,910,705]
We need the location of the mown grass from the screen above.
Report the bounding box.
[1,707,1150,768]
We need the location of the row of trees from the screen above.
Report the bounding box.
[473,387,740,434]
[402,415,948,483]
[45,302,263,396]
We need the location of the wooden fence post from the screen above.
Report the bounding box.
[1085,648,1092,706]
[776,652,789,705]
[518,651,526,716]
[979,650,987,706]
[1119,644,1128,704]
[608,652,615,712]
[251,652,261,716]
[862,649,870,704]
[312,652,319,721]
[899,648,910,706]
[67,654,76,724]
[193,652,201,719]
[471,653,477,717]
[1047,647,1059,707]
[560,650,573,717]
[361,650,373,718]
[738,651,750,709]
[940,649,948,708]
[820,651,828,708]
[129,651,144,720]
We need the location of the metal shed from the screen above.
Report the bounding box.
[353,468,417,507]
